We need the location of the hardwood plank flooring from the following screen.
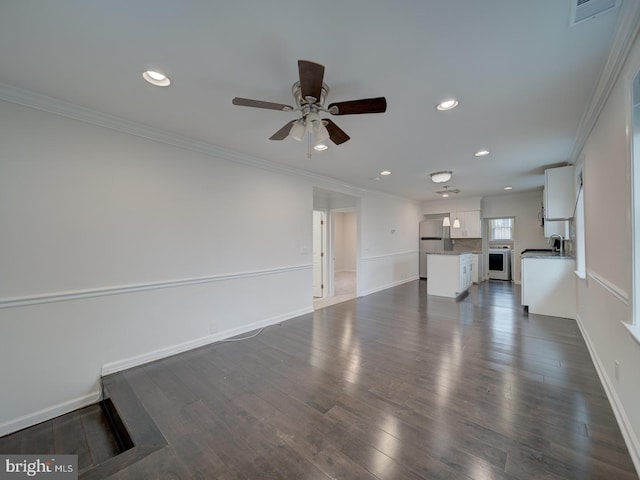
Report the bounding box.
[2,280,638,479]
[0,403,121,476]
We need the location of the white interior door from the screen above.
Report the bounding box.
[312,210,325,298]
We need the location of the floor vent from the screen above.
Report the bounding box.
[571,0,619,25]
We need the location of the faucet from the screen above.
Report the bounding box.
[549,234,564,255]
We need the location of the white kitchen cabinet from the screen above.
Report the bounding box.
[426,253,473,297]
[450,211,482,238]
[544,219,570,238]
[472,254,484,283]
[521,255,576,319]
[460,254,473,291]
[542,186,570,238]
[544,166,574,220]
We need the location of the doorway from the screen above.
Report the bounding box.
[330,210,357,298]
[312,188,359,309]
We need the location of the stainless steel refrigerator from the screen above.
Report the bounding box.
[419,220,452,278]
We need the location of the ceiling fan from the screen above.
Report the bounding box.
[232,60,387,152]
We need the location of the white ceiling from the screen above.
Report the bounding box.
[0,1,630,201]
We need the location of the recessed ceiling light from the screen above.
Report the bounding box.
[143,70,171,87]
[380,170,391,176]
[371,177,381,181]
[504,186,513,190]
[436,99,458,111]
[475,150,490,157]
[442,193,450,198]
[314,144,328,151]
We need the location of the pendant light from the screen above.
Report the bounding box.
[442,216,451,227]
[452,192,460,228]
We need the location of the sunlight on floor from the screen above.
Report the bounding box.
[314,271,356,310]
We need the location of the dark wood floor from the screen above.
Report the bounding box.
[3,280,638,479]
[0,403,121,476]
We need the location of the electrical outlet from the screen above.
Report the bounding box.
[615,360,620,381]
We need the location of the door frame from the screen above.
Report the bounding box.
[313,209,328,298]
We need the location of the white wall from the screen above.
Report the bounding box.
[360,194,422,295]
[0,99,423,435]
[333,212,357,272]
[575,31,640,473]
[422,196,482,215]
[482,191,550,282]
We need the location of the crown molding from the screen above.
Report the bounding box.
[0,83,417,204]
[570,0,640,162]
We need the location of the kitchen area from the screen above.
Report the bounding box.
[419,208,486,298]
[520,165,577,319]
[421,165,578,315]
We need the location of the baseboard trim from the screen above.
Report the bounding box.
[101,306,313,376]
[575,313,640,476]
[0,391,100,437]
[362,276,418,297]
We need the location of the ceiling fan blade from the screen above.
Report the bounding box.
[298,60,325,103]
[269,120,297,140]
[328,97,387,115]
[323,119,350,145]
[232,97,294,111]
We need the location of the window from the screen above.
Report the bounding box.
[488,218,514,241]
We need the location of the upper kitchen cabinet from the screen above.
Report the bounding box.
[450,210,482,238]
[544,166,574,220]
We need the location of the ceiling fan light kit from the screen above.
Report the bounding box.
[232,60,387,154]
[289,120,306,141]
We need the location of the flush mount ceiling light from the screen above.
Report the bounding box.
[380,170,391,176]
[436,98,458,111]
[430,171,452,183]
[143,70,171,87]
[474,150,490,157]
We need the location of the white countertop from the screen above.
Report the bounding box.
[426,251,473,256]
[521,251,575,260]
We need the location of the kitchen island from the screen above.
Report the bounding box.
[426,252,473,298]
[521,251,576,318]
